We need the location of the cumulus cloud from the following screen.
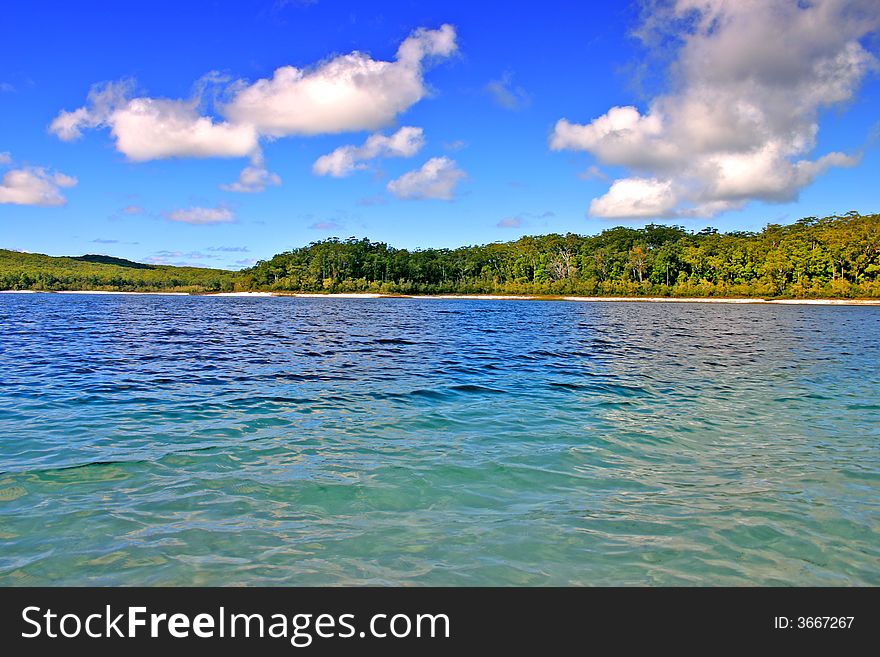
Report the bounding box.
[49,25,456,187]
[223,24,456,136]
[588,178,678,218]
[0,156,77,206]
[50,81,259,161]
[312,126,425,176]
[386,156,465,200]
[485,72,530,111]
[550,0,879,218]
[164,206,234,225]
[497,216,522,228]
[221,154,281,192]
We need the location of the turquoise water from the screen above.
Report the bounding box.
[0,294,878,585]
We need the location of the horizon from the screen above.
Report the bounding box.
[1,1,879,269]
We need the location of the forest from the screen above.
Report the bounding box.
[241,212,880,298]
[2,212,878,298]
[0,251,236,292]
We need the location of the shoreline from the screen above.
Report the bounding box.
[2,289,879,305]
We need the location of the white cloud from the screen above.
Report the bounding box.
[485,72,530,111]
[48,107,93,141]
[52,172,77,187]
[312,126,425,177]
[50,81,259,161]
[588,178,678,218]
[221,154,281,192]
[551,0,879,218]
[108,99,258,161]
[49,24,456,180]
[0,161,77,207]
[164,206,234,225]
[577,165,609,182]
[497,216,522,228]
[443,139,467,151]
[386,156,465,200]
[551,106,673,170]
[223,24,456,137]
[121,204,144,215]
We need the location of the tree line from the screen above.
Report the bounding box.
[2,212,878,297]
[0,251,236,292]
[241,212,880,298]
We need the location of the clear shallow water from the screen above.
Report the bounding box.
[0,295,878,586]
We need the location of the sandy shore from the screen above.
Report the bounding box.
[415,294,538,300]
[565,296,757,304]
[288,293,383,298]
[3,289,878,305]
[563,296,880,305]
[54,290,190,296]
[762,298,880,305]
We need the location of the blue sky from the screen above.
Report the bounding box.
[1,0,878,269]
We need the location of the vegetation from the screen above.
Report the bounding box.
[0,250,236,292]
[2,212,878,298]
[243,212,880,298]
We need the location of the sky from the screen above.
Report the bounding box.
[1,0,879,269]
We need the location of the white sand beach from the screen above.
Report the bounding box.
[54,290,190,296]
[562,296,880,305]
[3,290,878,305]
[765,298,880,305]
[415,294,538,300]
[290,293,383,298]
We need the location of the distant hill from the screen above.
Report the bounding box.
[72,254,155,269]
[0,249,236,292]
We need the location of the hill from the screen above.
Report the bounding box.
[0,249,236,292]
[72,254,156,269]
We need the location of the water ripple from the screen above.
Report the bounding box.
[0,295,878,585]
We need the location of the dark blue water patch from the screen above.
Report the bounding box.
[448,384,506,394]
[374,337,417,345]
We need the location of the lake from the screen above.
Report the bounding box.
[0,294,878,585]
